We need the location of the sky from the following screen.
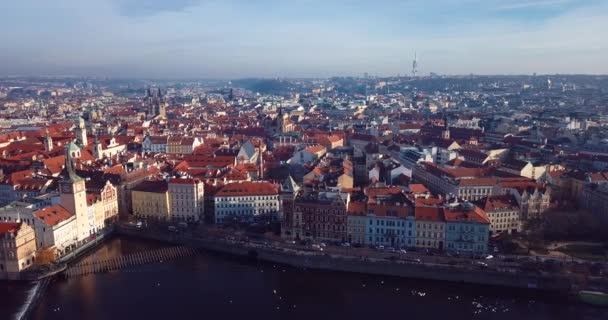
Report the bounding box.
[0,0,606,78]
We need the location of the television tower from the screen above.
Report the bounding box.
[412,51,419,77]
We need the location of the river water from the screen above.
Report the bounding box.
[3,237,606,320]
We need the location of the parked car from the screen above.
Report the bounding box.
[168,226,177,232]
[485,255,494,260]
[475,261,489,268]
[341,243,351,247]
[399,249,407,254]
[376,245,385,250]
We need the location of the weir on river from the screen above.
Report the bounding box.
[63,246,197,278]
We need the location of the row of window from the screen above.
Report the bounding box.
[370,219,413,228]
[216,203,277,208]
[217,196,277,201]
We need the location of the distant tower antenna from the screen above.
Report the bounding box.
[412,51,419,77]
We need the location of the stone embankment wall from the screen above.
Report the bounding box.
[116,227,573,293]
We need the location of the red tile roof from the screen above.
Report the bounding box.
[408,183,429,194]
[216,181,278,197]
[34,205,74,227]
[0,222,22,235]
[414,206,444,222]
[169,178,202,184]
[444,205,490,224]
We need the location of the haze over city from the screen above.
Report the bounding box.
[1,0,607,78]
[2,1,608,320]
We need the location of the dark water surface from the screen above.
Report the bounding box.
[9,237,603,320]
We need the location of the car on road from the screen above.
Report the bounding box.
[341,243,351,247]
[311,244,324,251]
[485,255,494,260]
[399,249,407,254]
[475,261,489,268]
[376,245,385,250]
[136,221,143,228]
[168,226,177,232]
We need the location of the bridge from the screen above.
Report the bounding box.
[63,246,197,278]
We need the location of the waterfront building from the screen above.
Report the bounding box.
[444,202,490,254]
[33,205,77,256]
[168,178,204,222]
[414,206,446,250]
[0,222,37,280]
[359,186,415,248]
[480,195,521,234]
[293,191,348,243]
[87,180,119,231]
[214,181,279,224]
[280,176,301,240]
[131,180,170,220]
[346,202,367,245]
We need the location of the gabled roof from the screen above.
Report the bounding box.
[281,175,300,194]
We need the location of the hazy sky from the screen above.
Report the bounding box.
[0,0,606,78]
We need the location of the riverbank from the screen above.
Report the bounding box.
[116,226,575,294]
[34,236,608,320]
[13,229,114,320]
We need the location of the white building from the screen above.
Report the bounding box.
[288,145,326,165]
[168,178,204,222]
[33,205,78,255]
[481,195,522,235]
[142,136,168,153]
[214,181,279,224]
[0,202,78,256]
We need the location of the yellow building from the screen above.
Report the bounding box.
[0,222,37,280]
[131,181,170,220]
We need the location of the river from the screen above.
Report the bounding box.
[3,236,606,320]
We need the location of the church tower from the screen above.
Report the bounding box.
[44,128,53,152]
[277,106,284,135]
[75,117,88,147]
[441,114,450,140]
[93,133,103,160]
[60,142,89,242]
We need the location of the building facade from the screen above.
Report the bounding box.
[214,181,279,224]
[168,178,204,222]
[131,181,170,220]
[0,222,37,280]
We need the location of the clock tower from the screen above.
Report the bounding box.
[60,142,89,242]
